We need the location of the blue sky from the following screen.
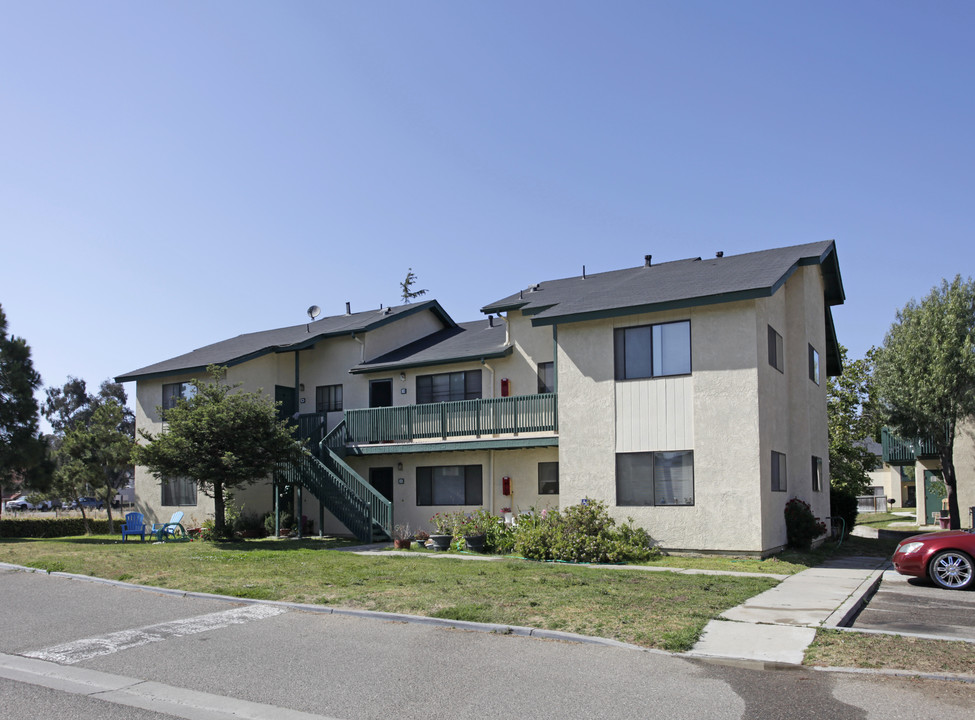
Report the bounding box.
[2,1,973,418]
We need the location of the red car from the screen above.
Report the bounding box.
[892,530,975,590]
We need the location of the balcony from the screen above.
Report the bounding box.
[881,426,942,465]
[339,393,558,453]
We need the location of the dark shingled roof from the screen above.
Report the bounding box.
[350,319,510,374]
[115,301,455,383]
[481,240,844,323]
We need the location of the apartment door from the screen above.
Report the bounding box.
[369,467,395,504]
[369,379,393,408]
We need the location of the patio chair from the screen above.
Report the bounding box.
[120,512,146,542]
[149,511,185,541]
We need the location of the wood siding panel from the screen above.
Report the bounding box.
[616,377,694,452]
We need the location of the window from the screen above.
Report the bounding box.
[161,476,196,506]
[767,326,784,373]
[811,456,823,492]
[614,320,691,380]
[416,370,481,404]
[162,382,196,410]
[416,465,482,506]
[538,462,559,494]
[808,345,820,385]
[537,362,555,394]
[771,451,787,492]
[616,451,694,506]
[316,384,343,413]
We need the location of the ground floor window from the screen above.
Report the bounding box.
[811,456,823,492]
[416,465,482,506]
[772,451,787,492]
[161,476,197,506]
[616,451,694,506]
[538,461,559,494]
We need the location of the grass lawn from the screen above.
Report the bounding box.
[806,629,975,676]
[0,536,776,652]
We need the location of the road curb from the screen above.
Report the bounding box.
[821,566,886,628]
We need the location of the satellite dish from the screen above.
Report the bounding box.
[307,305,321,320]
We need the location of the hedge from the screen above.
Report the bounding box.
[0,518,112,538]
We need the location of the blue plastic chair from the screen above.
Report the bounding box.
[149,511,185,541]
[121,512,146,542]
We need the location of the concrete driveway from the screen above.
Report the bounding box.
[852,569,975,641]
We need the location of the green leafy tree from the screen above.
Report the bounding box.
[57,401,135,534]
[827,345,882,496]
[133,366,299,538]
[873,276,975,530]
[0,304,48,510]
[399,268,428,303]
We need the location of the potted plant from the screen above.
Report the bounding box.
[429,512,456,551]
[414,529,430,549]
[392,523,412,549]
[461,510,490,552]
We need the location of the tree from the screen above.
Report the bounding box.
[57,401,135,534]
[133,366,299,538]
[873,276,975,530]
[399,268,428,303]
[0,304,48,511]
[827,345,882,496]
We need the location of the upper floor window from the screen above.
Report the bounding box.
[537,362,555,394]
[614,320,691,381]
[808,345,820,385]
[768,326,784,373]
[811,456,823,492]
[416,370,481,404]
[316,384,343,413]
[162,382,196,410]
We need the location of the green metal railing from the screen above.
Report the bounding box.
[881,426,943,465]
[296,413,328,447]
[343,393,558,444]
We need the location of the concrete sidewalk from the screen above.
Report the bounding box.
[685,555,889,665]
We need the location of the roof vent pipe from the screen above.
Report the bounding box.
[488,315,494,328]
[645,254,652,267]
[716,251,724,258]
[582,265,586,279]
[345,302,351,315]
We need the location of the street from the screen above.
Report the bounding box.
[2,566,974,719]
[853,569,975,640]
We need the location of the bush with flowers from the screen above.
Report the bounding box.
[784,497,827,550]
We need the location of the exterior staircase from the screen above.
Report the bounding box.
[280,419,391,543]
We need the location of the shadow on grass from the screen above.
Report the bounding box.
[0,535,361,551]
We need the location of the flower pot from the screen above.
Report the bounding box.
[429,534,452,551]
[393,538,412,549]
[464,533,486,552]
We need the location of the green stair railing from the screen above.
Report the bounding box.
[282,419,391,543]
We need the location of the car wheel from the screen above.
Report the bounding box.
[929,550,974,590]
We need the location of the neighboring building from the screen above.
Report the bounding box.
[881,422,975,528]
[117,240,845,555]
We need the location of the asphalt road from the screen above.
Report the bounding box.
[852,569,975,640]
[2,566,974,719]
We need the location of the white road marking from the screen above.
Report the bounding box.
[24,604,287,665]
[1,652,344,720]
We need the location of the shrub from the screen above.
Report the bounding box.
[0,518,111,538]
[829,487,858,538]
[784,497,827,550]
[513,501,659,564]
[263,513,294,537]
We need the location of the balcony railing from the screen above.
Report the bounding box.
[881,426,942,465]
[343,393,557,445]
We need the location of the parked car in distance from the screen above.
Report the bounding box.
[73,497,105,510]
[34,499,62,511]
[892,529,975,590]
[3,498,35,511]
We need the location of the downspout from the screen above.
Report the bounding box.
[351,333,365,363]
[481,358,496,399]
[489,449,495,514]
[294,350,302,539]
